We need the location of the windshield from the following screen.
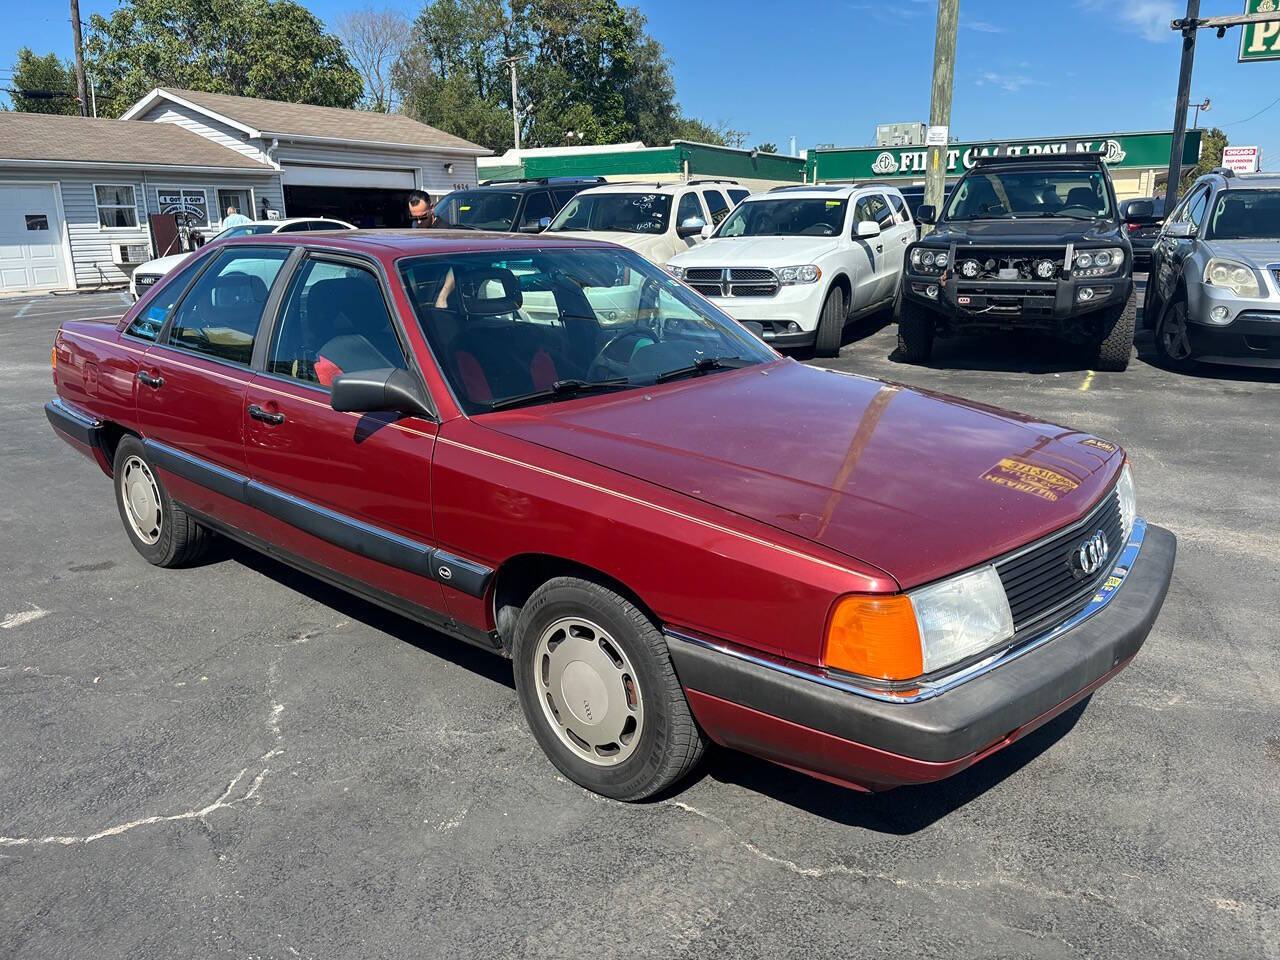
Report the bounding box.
[945,169,1113,220]
[1206,189,1280,240]
[716,198,847,237]
[435,191,521,231]
[398,246,773,415]
[216,224,276,239]
[547,193,672,235]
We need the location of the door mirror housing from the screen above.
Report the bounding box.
[916,204,937,225]
[699,224,715,240]
[1125,199,1156,221]
[517,218,548,234]
[1165,221,1195,239]
[676,216,706,239]
[855,219,882,238]
[330,368,434,419]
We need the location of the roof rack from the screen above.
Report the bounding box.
[1208,166,1235,178]
[478,176,608,186]
[768,184,850,193]
[685,178,741,186]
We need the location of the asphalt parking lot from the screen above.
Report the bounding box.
[2,287,1277,960]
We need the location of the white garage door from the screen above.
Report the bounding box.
[0,183,69,292]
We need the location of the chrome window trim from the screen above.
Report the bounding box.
[664,516,1148,706]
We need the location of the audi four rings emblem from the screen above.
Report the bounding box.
[1073,529,1109,577]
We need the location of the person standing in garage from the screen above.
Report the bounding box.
[408,191,439,228]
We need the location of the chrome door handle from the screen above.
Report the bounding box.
[247,404,285,425]
[136,370,164,389]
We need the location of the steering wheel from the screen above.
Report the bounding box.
[587,330,654,380]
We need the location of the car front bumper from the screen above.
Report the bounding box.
[1185,282,1280,367]
[666,519,1176,792]
[904,271,1133,329]
[701,282,823,342]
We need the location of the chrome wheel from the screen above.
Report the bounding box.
[120,455,162,545]
[534,616,644,766]
[1160,303,1193,361]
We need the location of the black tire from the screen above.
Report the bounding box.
[813,285,846,357]
[112,436,210,567]
[1140,277,1158,330]
[512,576,706,801]
[896,297,935,364]
[1153,297,1197,372]
[1091,287,1136,372]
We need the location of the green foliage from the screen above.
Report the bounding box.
[754,142,778,155]
[8,48,80,115]
[394,0,720,150]
[85,0,364,118]
[1187,127,1228,182]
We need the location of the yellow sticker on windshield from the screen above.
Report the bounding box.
[826,201,841,207]
[459,205,471,211]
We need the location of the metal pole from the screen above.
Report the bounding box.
[1164,0,1200,218]
[924,0,959,231]
[506,59,520,151]
[69,0,87,117]
[89,73,96,117]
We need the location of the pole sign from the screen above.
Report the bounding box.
[1222,145,1262,173]
[814,130,1203,183]
[1239,0,1280,61]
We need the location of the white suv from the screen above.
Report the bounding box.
[543,179,749,267]
[666,184,916,355]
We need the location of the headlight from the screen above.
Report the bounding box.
[935,252,949,268]
[778,264,821,284]
[1204,258,1260,298]
[823,565,1015,682]
[1074,248,1123,277]
[1116,462,1136,541]
[665,264,685,279]
[909,247,947,275]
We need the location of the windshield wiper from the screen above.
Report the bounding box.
[487,377,630,412]
[650,355,748,384]
[1030,211,1098,220]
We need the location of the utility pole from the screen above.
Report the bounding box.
[723,129,749,149]
[1164,0,1200,219]
[69,0,87,117]
[500,56,521,150]
[89,73,96,117]
[924,0,958,230]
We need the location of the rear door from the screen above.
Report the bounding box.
[243,251,447,616]
[135,244,292,530]
[878,191,914,297]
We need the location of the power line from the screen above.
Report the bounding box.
[1222,94,1280,125]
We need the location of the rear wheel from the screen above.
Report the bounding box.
[512,576,706,801]
[813,285,846,357]
[1091,287,1136,372]
[112,436,209,567]
[1154,297,1196,371]
[896,297,935,364]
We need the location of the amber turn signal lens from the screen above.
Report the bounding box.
[823,594,923,681]
[51,344,57,370]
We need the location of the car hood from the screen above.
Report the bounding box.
[1204,238,1280,265]
[134,252,191,275]
[550,231,669,256]
[925,218,1125,247]
[671,236,839,266]
[483,361,1124,588]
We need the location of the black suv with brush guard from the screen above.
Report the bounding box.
[898,152,1155,371]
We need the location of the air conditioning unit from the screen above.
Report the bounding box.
[112,242,151,265]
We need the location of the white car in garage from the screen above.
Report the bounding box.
[129,217,355,299]
[666,184,915,355]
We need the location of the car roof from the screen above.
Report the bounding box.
[1214,172,1280,189]
[753,183,895,200]
[569,180,738,197]
[462,177,606,193]
[216,229,622,255]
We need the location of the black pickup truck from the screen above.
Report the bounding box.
[897,153,1155,371]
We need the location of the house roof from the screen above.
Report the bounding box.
[125,88,489,155]
[0,112,275,171]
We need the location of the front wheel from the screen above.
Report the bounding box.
[1091,287,1136,372]
[512,577,706,801]
[896,297,935,364]
[1153,298,1197,371]
[813,285,846,357]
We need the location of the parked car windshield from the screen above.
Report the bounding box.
[715,198,847,237]
[547,193,672,235]
[435,191,522,231]
[1205,189,1280,240]
[945,169,1113,220]
[398,246,773,415]
[215,224,277,239]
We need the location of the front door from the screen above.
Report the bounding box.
[135,244,292,531]
[854,192,902,304]
[243,253,447,616]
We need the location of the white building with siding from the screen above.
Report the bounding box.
[0,90,487,294]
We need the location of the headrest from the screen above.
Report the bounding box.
[211,271,267,307]
[457,268,523,316]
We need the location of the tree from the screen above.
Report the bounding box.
[1186,127,1228,183]
[85,0,364,118]
[8,48,80,115]
[669,116,727,146]
[393,0,716,151]
[754,142,778,155]
[335,7,411,112]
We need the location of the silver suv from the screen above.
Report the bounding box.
[1144,169,1280,369]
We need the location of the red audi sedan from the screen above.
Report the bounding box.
[46,230,1175,800]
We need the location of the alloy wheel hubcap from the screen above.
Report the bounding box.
[1162,308,1192,360]
[534,617,644,766]
[120,455,162,544]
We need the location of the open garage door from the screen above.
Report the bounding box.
[0,183,70,292]
[283,184,417,229]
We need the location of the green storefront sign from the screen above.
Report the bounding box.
[1239,0,1280,62]
[811,130,1203,183]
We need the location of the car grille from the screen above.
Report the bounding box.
[954,248,1068,282]
[683,267,779,298]
[1270,267,1280,288]
[995,488,1124,634]
[134,273,160,288]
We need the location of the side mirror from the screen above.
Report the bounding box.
[330,368,434,419]
[917,204,937,225]
[676,216,706,239]
[538,216,552,231]
[518,220,543,234]
[1125,200,1155,221]
[699,224,715,240]
[855,220,882,238]
[1165,221,1194,239]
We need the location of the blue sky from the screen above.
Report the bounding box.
[3,0,1277,165]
